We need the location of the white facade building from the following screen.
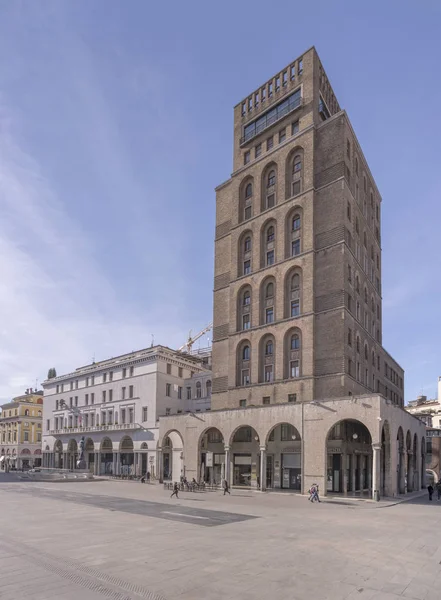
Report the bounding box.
[42,345,204,478]
[184,370,212,413]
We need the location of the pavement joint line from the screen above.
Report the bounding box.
[161,511,209,519]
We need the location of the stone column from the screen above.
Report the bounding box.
[63,452,67,470]
[112,452,117,476]
[372,444,381,500]
[260,447,266,491]
[367,453,372,492]
[399,449,406,494]
[96,452,101,475]
[157,449,163,483]
[224,446,230,486]
[351,453,356,493]
[342,451,348,495]
[116,452,121,476]
[407,450,414,493]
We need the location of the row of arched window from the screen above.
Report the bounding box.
[238,268,302,331]
[236,329,302,386]
[239,150,304,223]
[238,209,302,277]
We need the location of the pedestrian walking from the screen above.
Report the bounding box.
[428,484,434,501]
[222,479,230,495]
[309,483,321,503]
[170,482,179,499]
[146,471,151,483]
[436,482,441,500]
[140,475,146,484]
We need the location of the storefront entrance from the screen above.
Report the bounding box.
[281,453,301,490]
[233,454,252,486]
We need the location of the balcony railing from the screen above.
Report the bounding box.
[240,94,303,145]
[48,423,142,436]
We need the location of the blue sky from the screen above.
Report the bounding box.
[0,0,440,402]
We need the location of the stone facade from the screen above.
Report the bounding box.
[212,46,404,410]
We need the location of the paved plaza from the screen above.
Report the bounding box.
[0,475,440,600]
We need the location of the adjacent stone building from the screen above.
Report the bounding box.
[0,390,43,470]
[158,46,424,498]
[42,346,205,476]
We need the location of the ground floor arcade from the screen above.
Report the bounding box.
[158,394,427,499]
[42,430,158,478]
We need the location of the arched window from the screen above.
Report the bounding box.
[38,410,42,417]
[267,170,276,187]
[267,226,275,242]
[291,155,302,196]
[371,297,375,313]
[364,345,368,360]
[372,351,375,367]
[371,245,374,260]
[243,291,251,305]
[285,270,301,318]
[355,275,360,293]
[206,380,212,396]
[292,214,301,231]
[265,340,273,356]
[259,335,275,383]
[196,381,202,398]
[245,183,253,198]
[239,232,252,277]
[266,282,274,298]
[25,410,29,417]
[237,343,251,386]
[262,167,276,211]
[240,178,254,223]
[260,277,275,325]
[292,274,300,289]
[244,236,251,252]
[291,334,300,350]
[356,336,360,353]
[238,286,252,331]
[355,217,359,234]
[243,345,250,361]
[355,157,359,175]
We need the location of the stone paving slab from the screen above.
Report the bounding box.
[0,476,440,600]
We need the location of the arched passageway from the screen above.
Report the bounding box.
[160,431,184,483]
[67,439,78,471]
[199,428,224,485]
[229,426,260,488]
[396,427,405,494]
[100,437,113,475]
[265,423,302,491]
[119,436,134,476]
[326,420,372,495]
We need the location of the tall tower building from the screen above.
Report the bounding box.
[211,46,404,410]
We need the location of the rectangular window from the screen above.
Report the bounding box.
[282,71,287,86]
[56,385,59,394]
[122,368,127,379]
[244,205,252,221]
[121,409,126,424]
[244,151,250,165]
[167,363,172,375]
[291,120,299,135]
[186,387,191,400]
[275,75,280,91]
[357,362,361,381]
[298,59,303,74]
[101,412,106,426]
[254,91,259,107]
[70,381,73,390]
[91,393,95,404]
[61,384,64,392]
[165,408,171,416]
[46,419,50,431]
[281,424,294,441]
[103,373,107,383]
[290,360,300,378]
[291,300,300,317]
[69,397,73,408]
[75,396,78,406]
[109,371,113,382]
[178,367,183,378]
[264,365,273,382]
[241,370,250,386]
[55,417,58,430]
[91,376,95,385]
[347,202,351,221]
[122,387,126,400]
[288,393,297,403]
[129,385,134,399]
[279,128,286,143]
[108,411,113,425]
[91,413,95,426]
[255,143,262,158]
[265,307,274,324]
[266,250,275,266]
[130,366,134,377]
[248,97,252,111]
[266,193,275,209]
[178,386,182,400]
[85,394,89,406]
[292,180,301,196]
[241,102,246,116]
[239,399,246,407]
[129,408,134,424]
[243,89,301,142]
[166,383,171,397]
[75,380,78,389]
[244,260,251,275]
[261,87,266,102]
[348,328,352,346]
[85,378,89,387]
[292,240,301,256]
[242,314,250,330]
[268,81,273,97]
[263,397,270,405]
[267,136,274,151]
[376,205,379,220]
[290,64,295,80]
[102,390,106,403]
[142,407,148,422]
[109,389,113,402]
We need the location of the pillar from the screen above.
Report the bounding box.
[372,443,381,500]
[63,452,67,470]
[342,451,348,495]
[260,447,266,491]
[399,449,406,494]
[112,452,117,475]
[224,446,230,486]
[157,449,163,483]
[96,452,101,475]
[407,450,414,492]
[351,453,356,492]
[367,453,372,491]
[116,452,121,476]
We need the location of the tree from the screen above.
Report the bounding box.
[47,368,57,379]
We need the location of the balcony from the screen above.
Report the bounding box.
[48,423,143,436]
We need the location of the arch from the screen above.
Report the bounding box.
[421,435,426,489]
[196,381,202,398]
[261,161,278,212]
[237,283,252,332]
[120,436,134,452]
[21,448,31,455]
[160,429,184,450]
[45,445,50,452]
[381,420,391,496]
[259,275,276,325]
[236,339,251,386]
[284,266,302,318]
[285,146,304,199]
[84,438,94,452]
[67,439,77,453]
[100,437,113,452]
[54,440,63,453]
[239,176,254,223]
[237,230,253,278]
[206,380,212,396]
[285,206,303,259]
[258,332,276,383]
[326,419,373,495]
[283,327,302,379]
[24,409,29,417]
[140,442,148,450]
[260,218,277,268]
[265,422,301,446]
[198,426,225,484]
[34,449,42,455]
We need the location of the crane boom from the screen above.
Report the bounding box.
[178,323,213,353]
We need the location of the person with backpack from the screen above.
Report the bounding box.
[170,481,179,499]
[309,483,321,503]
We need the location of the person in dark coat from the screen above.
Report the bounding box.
[222,479,231,495]
[170,482,179,499]
[428,484,434,501]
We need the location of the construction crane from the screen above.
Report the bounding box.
[178,323,213,353]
